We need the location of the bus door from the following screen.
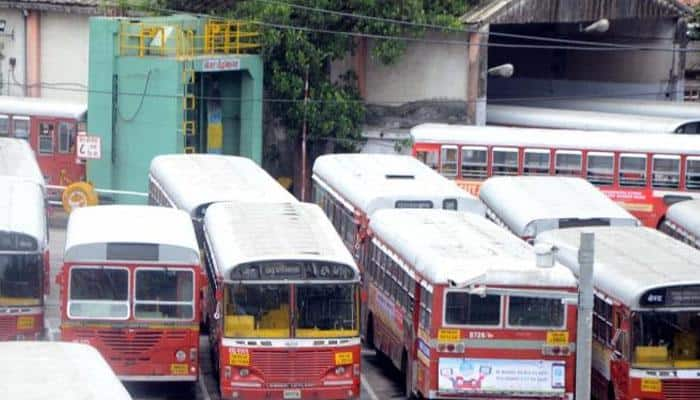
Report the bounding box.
[53,119,83,185]
[31,118,57,185]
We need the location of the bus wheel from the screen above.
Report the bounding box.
[402,350,416,399]
[365,314,375,350]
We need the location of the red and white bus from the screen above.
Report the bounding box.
[487,104,700,134]
[479,176,639,242]
[203,201,361,400]
[311,153,484,253]
[0,177,48,340]
[0,96,87,187]
[148,154,296,242]
[411,123,700,228]
[537,226,700,400]
[661,199,700,249]
[364,209,578,399]
[58,205,202,382]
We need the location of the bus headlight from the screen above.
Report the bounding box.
[175,350,187,362]
[335,366,346,375]
[239,368,250,377]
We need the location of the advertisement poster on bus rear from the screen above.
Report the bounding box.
[438,358,565,394]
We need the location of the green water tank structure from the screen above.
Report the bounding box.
[87,15,263,202]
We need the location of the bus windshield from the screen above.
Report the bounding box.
[68,267,129,319]
[632,311,700,368]
[224,283,359,339]
[0,254,42,306]
[135,268,194,320]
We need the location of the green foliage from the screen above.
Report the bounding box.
[165,0,476,151]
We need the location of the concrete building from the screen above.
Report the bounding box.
[0,0,98,102]
[333,0,693,133]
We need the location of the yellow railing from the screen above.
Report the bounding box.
[119,19,260,58]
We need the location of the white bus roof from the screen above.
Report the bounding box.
[410,123,700,156]
[204,201,359,280]
[312,153,485,216]
[0,137,45,187]
[520,98,700,122]
[479,176,639,238]
[487,104,696,133]
[369,209,576,288]
[0,95,87,120]
[149,154,296,218]
[64,205,199,264]
[537,226,700,309]
[0,177,46,247]
[0,341,132,400]
[666,200,700,237]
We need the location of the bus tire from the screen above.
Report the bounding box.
[402,350,416,400]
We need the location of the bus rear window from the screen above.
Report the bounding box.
[445,292,500,326]
[508,296,565,328]
[68,267,129,319]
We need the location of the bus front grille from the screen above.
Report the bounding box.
[251,350,334,384]
[74,329,163,356]
[0,317,14,338]
[664,380,700,400]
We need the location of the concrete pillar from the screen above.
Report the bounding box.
[26,10,40,97]
[671,17,689,101]
[239,57,263,164]
[466,25,489,125]
[353,38,367,98]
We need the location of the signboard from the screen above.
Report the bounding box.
[202,58,241,72]
[438,358,565,394]
[77,135,101,159]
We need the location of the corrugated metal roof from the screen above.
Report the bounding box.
[0,0,100,14]
[461,0,692,26]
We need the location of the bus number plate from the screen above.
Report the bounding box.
[438,328,460,342]
[546,331,569,346]
[335,351,353,365]
[170,363,188,375]
[283,389,301,399]
[16,316,34,330]
[229,348,250,366]
[641,378,662,393]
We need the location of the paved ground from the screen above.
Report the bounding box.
[46,210,401,400]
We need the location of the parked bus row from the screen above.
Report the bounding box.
[410,123,700,228]
[314,152,700,400]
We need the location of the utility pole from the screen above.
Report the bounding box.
[576,232,594,400]
[300,67,309,201]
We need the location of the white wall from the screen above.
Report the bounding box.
[40,12,89,103]
[0,9,27,97]
[332,30,469,105]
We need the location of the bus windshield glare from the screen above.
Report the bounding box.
[632,311,700,368]
[224,283,359,339]
[0,254,42,306]
[135,269,194,320]
[69,267,129,319]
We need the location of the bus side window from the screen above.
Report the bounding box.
[0,115,8,136]
[523,149,550,175]
[38,122,55,155]
[652,155,680,189]
[686,157,700,191]
[416,150,438,171]
[440,146,458,178]
[555,150,582,176]
[12,117,29,140]
[492,148,518,176]
[461,146,487,179]
[58,122,77,154]
[587,152,614,186]
[619,154,647,187]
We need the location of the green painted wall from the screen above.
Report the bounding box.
[87,16,264,203]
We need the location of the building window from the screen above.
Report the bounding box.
[523,149,550,175]
[555,150,582,176]
[416,150,438,171]
[619,154,647,187]
[687,157,700,191]
[38,123,55,155]
[440,146,458,178]
[0,115,8,136]
[13,117,29,140]
[492,148,518,176]
[587,152,614,186]
[652,155,680,189]
[58,122,76,154]
[461,146,487,179]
